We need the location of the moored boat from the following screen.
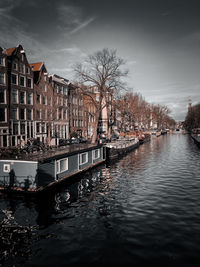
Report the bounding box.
[0,144,105,194]
[105,138,139,161]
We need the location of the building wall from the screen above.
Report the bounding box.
[68,84,87,138]
[0,47,9,147]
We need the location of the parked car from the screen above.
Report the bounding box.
[70,137,80,144]
[59,139,70,146]
[79,137,87,143]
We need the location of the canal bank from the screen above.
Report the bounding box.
[1,133,200,266]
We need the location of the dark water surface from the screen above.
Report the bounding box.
[1,133,200,266]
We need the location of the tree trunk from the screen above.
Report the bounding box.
[91,109,100,144]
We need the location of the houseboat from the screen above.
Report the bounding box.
[0,144,105,194]
[105,138,139,161]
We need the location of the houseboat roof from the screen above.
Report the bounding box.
[1,144,103,163]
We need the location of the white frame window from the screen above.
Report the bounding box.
[19,63,25,73]
[27,92,33,105]
[79,152,88,165]
[11,89,18,103]
[11,107,18,120]
[11,73,18,85]
[93,149,100,160]
[19,75,26,87]
[56,158,68,174]
[20,107,26,120]
[27,77,32,88]
[27,108,33,120]
[19,91,26,104]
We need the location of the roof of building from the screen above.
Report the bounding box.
[29,62,44,72]
[6,47,16,56]
[50,74,69,85]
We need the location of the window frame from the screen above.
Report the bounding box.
[0,72,5,85]
[93,149,100,160]
[56,158,68,174]
[79,152,88,165]
[11,73,18,85]
[0,107,7,122]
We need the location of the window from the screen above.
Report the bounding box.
[63,98,67,106]
[27,78,32,88]
[20,122,25,134]
[59,86,63,94]
[36,94,41,104]
[13,62,17,70]
[93,149,100,160]
[11,73,17,85]
[0,57,4,66]
[36,110,41,120]
[20,76,25,86]
[20,91,25,104]
[11,108,18,120]
[27,109,32,120]
[63,87,67,95]
[0,72,5,85]
[56,158,68,174]
[0,88,5,103]
[63,110,67,120]
[41,123,45,133]
[42,84,47,92]
[59,108,62,119]
[12,89,18,103]
[13,122,18,135]
[79,152,88,165]
[36,122,40,133]
[27,92,33,104]
[19,63,24,73]
[26,66,30,74]
[20,108,25,120]
[42,96,46,105]
[0,108,6,122]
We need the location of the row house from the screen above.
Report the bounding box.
[0,45,34,147]
[29,62,51,144]
[82,86,98,139]
[0,45,71,148]
[50,74,69,144]
[68,83,87,138]
[0,47,9,147]
[29,64,70,146]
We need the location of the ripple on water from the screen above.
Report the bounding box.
[1,134,200,266]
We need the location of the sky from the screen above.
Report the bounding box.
[1,0,200,121]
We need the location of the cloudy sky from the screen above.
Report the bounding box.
[1,0,200,121]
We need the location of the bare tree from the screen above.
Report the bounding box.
[74,48,128,143]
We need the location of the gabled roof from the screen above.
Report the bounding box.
[29,62,44,72]
[6,47,17,56]
[50,74,69,85]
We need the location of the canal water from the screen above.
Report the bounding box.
[1,133,200,266]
